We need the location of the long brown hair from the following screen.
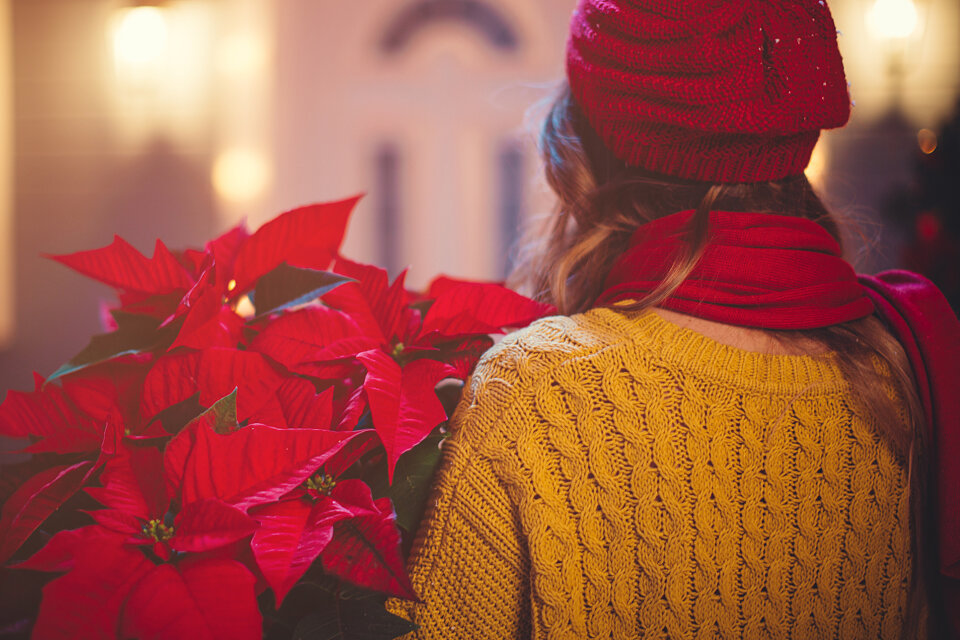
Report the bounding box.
[511,84,934,634]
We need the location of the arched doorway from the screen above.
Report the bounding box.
[270,0,572,287]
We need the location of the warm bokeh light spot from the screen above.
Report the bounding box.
[217,33,268,80]
[234,295,256,318]
[917,128,938,154]
[113,7,169,66]
[212,148,270,203]
[916,211,942,242]
[804,141,828,189]
[866,0,919,40]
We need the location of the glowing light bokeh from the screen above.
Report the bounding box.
[866,0,919,40]
[804,140,828,189]
[917,128,938,154]
[217,32,268,80]
[212,148,271,203]
[113,7,169,66]
[234,295,256,318]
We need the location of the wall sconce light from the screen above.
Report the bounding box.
[864,0,926,113]
[866,0,919,40]
[107,1,218,148]
[112,4,170,74]
[804,141,829,190]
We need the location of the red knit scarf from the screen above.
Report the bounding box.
[597,209,960,636]
[596,210,874,327]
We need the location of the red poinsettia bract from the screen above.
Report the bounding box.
[0,194,553,638]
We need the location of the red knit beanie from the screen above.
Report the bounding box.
[566,0,851,183]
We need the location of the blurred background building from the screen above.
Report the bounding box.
[0,0,958,397]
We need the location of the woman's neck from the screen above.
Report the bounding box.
[652,308,829,356]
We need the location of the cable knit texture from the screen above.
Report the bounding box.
[387,308,920,639]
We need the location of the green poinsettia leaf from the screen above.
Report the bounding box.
[194,388,240,435]
[386,429,446,534]
[47,312,176,383]
[289,579,416,640]
[252,263,354,318]
[365,425,446,536]
[434,380,465,417]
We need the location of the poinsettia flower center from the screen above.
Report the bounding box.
[390,341,405,361]
[304,473,336,496]
[141,519,175,543]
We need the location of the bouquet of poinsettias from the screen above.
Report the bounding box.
[0,196,552,639]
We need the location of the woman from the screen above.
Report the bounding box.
[388,0,959,637]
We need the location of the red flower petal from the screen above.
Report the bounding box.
[0,462,37,518]
[0,375,100,452]
[171,498,259,553]
[419,282,554,339]
[96,415,126,462]
[181,248,209,277]
[120,559,261,640]
[250,496,352,605]
[320,282,386,345]
[326,479,378,515]
[30,529,154,639]
[206,222,250,290]
[248,306,369,371]
[435,335,495,382]
[165,421,362,511]
[197,348,285,423]
[20,425,104,455]
[169,288,245,351]
[321,481,415,599]
[358,351,452,481]
[86,507,144,537]
[86,442,167,520]
[304,337,382,365]
[116,289,186,320]
[164,256,216,326]
[15,525,125,573]
[0,461,94,564]
[323,429,378,479]
[273,379,335,429]
[425,274,473,298]
[61,354,151,432]
[334,386,366,431]
[140,351,202,423]
[324,260,415,346]
[231,197,360,295]
[48,236,194,294]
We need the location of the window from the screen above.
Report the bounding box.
[380,0,518,55]
[497,139,524,278]
[374,143,402,277]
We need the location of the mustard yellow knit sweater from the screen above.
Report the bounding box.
[388,308,919,639]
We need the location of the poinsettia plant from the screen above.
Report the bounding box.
[0,195,552,640]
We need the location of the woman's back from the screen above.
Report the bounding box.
[390,308,920,639]
[380,1,952,633]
